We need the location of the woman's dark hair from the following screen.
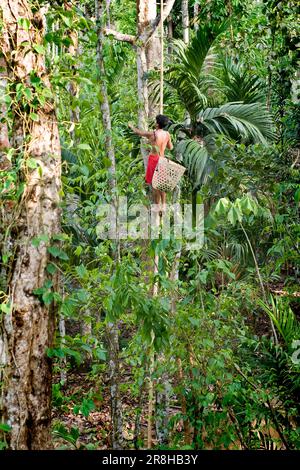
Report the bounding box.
[156,114,170,129]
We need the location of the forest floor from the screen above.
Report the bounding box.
[52,370,140,449]
[52,367,181,450]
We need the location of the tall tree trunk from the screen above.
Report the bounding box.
[194,1,199,31]
[96,1,116,187]
[167,15,173,56]
[144,0,161,71]
[138,0,160,118]
[182,0,189,44]
[0,58,10,374]
[0,1,61,449]
[64,1,80,141]
[136,44,150,169]
[95,0,123,450]
[155,151,183,446]
[137,0,153,166]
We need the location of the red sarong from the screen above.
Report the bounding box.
[145,154,159,185]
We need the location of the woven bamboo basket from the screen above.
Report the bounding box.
[152,157,186,192]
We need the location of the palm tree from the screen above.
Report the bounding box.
[164,22,275,189]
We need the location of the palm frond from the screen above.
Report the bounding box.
[164,22,228,119]
[198,102,275,143]
[176,138,210,188]
[173,22,228,77]
[258,296,300,346]
[221,57,266,103]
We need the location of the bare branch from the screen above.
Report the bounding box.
[140,0,176,44]
[104,0,176,46]
[104,28,136,45]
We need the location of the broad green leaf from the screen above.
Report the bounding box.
[33,44,45,54]
[74,246,83,256]
[214,197,230,215]
[0,423,11,432]
[46,263,57,275]
[31,234,49,247]
[76,264,88,279]
[23,87,32,100]
[27,158,38,169]
[227,205,242,225]
[0,303,11,314]
[48,246,69,260]
[29,112,39,122]
[42,291,54,305]
[18,18,30,30]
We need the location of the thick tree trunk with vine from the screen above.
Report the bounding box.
[0,1,61,449]
[95,0,123,449]
[0,57,10,372]
[0,58,10,156]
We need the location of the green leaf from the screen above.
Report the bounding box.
[31,234,49,247]
[23,87,32,100]
[198,270,208,284]
[95,349,106,361]
[47,347,65,359]
[102,157,112,168]
[76,289,89,302]
[42,291,54,305]
[52,233,69,242]
[227,205,242,226]
[0,423,11,432]
[30,74,41,86]
[0,303,11,314]
[29,112,39,122]
[27,158,38,169]
[74,246,83,256]
[48,246,69,260]
[46,263,57,275]
[80,165,89,177]
[74,399,95,418]
[77,143,91,150]
[189,317,200,327]
[76,264,88,279]
[33,44,45,54]
[215,197,230,215]
[203,339,214,348]
[63,347,82,365]
[18,18,31,30]
[60,13,72,28]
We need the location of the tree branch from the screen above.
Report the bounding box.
[104,0,176,47]
[140,0,176,44]
[104,28,136,45]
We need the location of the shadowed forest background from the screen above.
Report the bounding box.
[0,0,299,450]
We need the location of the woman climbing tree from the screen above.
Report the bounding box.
[129,114,173,214]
